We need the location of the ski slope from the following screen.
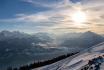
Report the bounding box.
[32,42,104,70]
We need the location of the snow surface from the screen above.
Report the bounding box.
[100,63,104,70]
[32,42,104,70]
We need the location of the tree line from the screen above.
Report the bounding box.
[7,52,78,70]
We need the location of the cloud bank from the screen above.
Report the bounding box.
[0,0,104,34]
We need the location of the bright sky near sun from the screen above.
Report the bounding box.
[0,0,104,34]
[71,10,87,23]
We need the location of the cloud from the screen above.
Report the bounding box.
[95,24,104,26]
[22,0,72,8]
[0,0,74,24]
[0,0,104,33]
[52,27,89,30]
[0,4,73,27]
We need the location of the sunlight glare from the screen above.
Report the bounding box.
[72,11,87,23]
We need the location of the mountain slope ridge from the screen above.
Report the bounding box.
[33,42,104,70]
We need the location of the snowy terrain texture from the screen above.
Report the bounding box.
[33,42,104,70]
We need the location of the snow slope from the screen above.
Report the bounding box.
[32,42,104,70]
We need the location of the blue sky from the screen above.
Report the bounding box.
[0,0,104,34]
[0,0,51,19]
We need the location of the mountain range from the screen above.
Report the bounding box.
[0,30,104,70]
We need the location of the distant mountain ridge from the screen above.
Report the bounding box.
[60,31,104,49]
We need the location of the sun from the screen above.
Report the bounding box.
[71,10,87,23]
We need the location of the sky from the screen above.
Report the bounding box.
[0,0,104,34]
